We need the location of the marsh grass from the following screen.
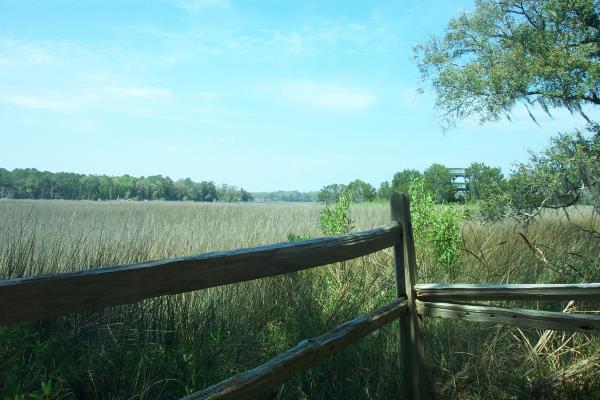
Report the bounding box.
[0,200,598,399]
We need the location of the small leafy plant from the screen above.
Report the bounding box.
[408,179,462,280]
[319,190,354,236]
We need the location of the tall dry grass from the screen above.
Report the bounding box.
[425,206,599,399]
[0,199,597,399]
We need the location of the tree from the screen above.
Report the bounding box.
[318,184,347,203]
[414,0,600,126]
[377,181,393,200]
[217,184,240,202]
[240,188,253,202]
[199,181,218,202]
[0,168,12,198]
[115,175,136,200]
[392,169,422,194]
[98,175,114,200]
[466,162,504,199]
[480,123,600,223]
[423,164,455,202]
[347,179,377,202]
[0,168,257,202]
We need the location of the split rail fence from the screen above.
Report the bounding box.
[1,193,599,399]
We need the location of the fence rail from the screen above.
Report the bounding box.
[415,283,600,301]
[0,221,400,325]
[185,298,408,400]
[416,300,600,334]
[1,193,598,400]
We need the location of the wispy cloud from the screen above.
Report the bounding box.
[0,94,72,111]
[103,85,172,99]
[0,38,57,66]
[278,80,377,111]
[114,16,398,66]
[168,0,229,13]
[0,82,172,114]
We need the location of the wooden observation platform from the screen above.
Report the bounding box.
[449,167,471,193]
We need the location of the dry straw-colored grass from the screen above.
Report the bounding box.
[0,199,597,399]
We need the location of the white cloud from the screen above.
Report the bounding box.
[0,38,56,66]
[169,0,229,13]
[0,94,72,111]
[279,80,377,111]
[104,85,172,99]
[0,83,172,113]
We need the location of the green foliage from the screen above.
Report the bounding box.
[423,163,455,203]
[319,191,355,236]
[377,181,393,200]
[288,190,356,240]
[252,190,318,202]
[286,232,311,242]
[0,168,262,202]
[479,123,600,223]
[347,179,377,202]
[414,0,600,126]
[317,183,347,203]
[392,169,422,194]
[409,179,462,279]
[319,181,377,203]
[1,324,70,399]
[477,185,509,222]
[466,162,504,200]
[239,188,253,202]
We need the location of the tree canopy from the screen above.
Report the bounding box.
[479,123,599,223]
[347,179,377,202]
[423,164,455,202]
[0,168,250,203]
[466,162,504,199]
[414,0,600,125]
[392,169,423,194]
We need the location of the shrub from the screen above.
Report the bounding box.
[319,190,354,236]
[408,179,462,280]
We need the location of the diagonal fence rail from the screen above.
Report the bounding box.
[0,221,401,325]
[1,192,598,400]
[184,298,408,400]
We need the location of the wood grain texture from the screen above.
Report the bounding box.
[0,222,401,325]
[415,283,600,302]
[183,298,408,400]
[416,300,600,334]
[392,193,429,400]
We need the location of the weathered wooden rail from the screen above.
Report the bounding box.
[1,193,598,400]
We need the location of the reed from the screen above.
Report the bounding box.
[0,200,597,399]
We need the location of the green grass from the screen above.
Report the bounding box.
[0,200,598,399]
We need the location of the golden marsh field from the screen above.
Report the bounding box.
[0,200,598,399]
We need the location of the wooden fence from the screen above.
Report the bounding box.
[1,193,598,399]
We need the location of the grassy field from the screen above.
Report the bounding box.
[0,199,598,399]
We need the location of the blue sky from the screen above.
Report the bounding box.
[1,0,597,191]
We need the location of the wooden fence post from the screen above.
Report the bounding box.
[391,193,428,400]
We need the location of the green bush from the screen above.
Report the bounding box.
[319,190,355,236]
[408,179,462,280]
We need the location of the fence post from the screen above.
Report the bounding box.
[391,192,428,400]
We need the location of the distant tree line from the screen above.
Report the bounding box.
[318,123,598,222]
[318,163,504,204]
[252,191,318,202]
[0,168,253,202]
[318,180,378,203]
